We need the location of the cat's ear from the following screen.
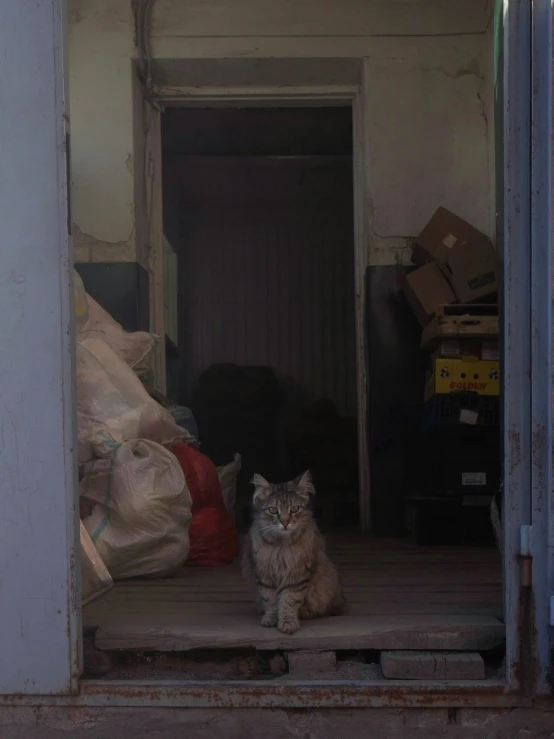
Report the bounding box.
[295,470,315,500]
[251,474,272,506]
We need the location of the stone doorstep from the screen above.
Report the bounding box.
[381,650,486,680]
[287,650,337,677]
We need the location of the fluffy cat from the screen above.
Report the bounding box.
[241,470,344,635]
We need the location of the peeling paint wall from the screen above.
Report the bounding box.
[361,37,492,265]
[151,0,495,267]
[68,0,495,267]
[69,0,136,262]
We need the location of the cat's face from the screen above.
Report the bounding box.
[251,471,315,541]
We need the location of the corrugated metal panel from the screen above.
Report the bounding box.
[173,155,356,415]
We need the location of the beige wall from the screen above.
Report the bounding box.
[69,0,136,262]
[361,38,491,265]
[69,0,494,266]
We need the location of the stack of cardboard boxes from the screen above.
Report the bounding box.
[399,208,500,545]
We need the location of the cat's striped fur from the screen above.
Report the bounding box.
[241,471,344,635]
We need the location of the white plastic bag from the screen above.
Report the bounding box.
[80,439,192,579]
[76,337,188,462]
[73,270,89,332]
[216,453,242,520]
[79,294,158,380]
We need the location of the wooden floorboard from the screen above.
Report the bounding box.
[84,535,504,652]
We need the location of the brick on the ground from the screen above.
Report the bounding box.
[380,651,485,680]
[287,650,337,676]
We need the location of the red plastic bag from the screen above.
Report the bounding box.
[170,443,238,566]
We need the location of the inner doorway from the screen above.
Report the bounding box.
[162,106,359,527]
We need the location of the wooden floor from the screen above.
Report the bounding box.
[84,534,505,652]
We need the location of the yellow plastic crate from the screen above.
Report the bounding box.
[424,356,500,401]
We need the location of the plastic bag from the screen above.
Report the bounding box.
[80,439,192,579]
[216,453,242,520]
[79,294,158,380]
[170,443,238,566]
[76,337,188,463]
[170,405,200,445]
[73,270,89,332]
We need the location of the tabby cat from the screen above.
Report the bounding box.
[241,471,344,635]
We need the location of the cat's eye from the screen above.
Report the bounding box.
[290,506,300,513]
[268,507,278,514]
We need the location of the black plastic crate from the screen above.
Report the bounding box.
[405,495,496,546]
[422,392,500,429]
[411,424,501,497]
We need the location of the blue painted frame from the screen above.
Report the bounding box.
[500,0,532,694]
[501,0,553,695]
[0,0,80,695]
[530,0,553,695]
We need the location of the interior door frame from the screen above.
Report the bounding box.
[133,63,167,394]
[154,83,373,531]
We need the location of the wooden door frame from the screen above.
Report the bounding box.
[151,81,372,531]
[133,65,167,394]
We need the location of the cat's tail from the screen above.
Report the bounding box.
[327,593,347,617]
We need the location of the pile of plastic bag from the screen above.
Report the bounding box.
[74,271,193,579]
[74,270,239,578]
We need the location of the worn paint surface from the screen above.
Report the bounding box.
[68,0,136,261]
[4,705,554,739]
[132,65,167,391]
[69,0,495,267]
[0,0,79,694]
[529,0,553,696]
[0,680,524,709]
[499,0,533,696]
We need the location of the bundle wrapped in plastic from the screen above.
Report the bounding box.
[78,293,158,380]
[170,442,238,567]
[80,439,192,579]
[76,337,188,463]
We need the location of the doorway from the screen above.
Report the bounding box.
[162,107,360,528]
[82,92,503,675]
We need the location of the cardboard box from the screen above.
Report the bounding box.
[421,307,499,350]
[438,240,498,303]
[424,357,500,401]
[399,263,456,327]
[432,339,499,362]
[412,207,499,303]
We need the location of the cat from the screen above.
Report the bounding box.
[241,470,345,635]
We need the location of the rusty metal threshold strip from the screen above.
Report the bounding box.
[0,680,529,709]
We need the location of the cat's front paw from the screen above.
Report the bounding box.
[261,613,278,628]
[278,617,300,635]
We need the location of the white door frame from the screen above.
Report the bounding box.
[155,81,373,531]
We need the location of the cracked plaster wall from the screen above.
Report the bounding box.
[68,0,494,266]
[69,0,136,262]
[152,0,495,266]
[362,36,493,265]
